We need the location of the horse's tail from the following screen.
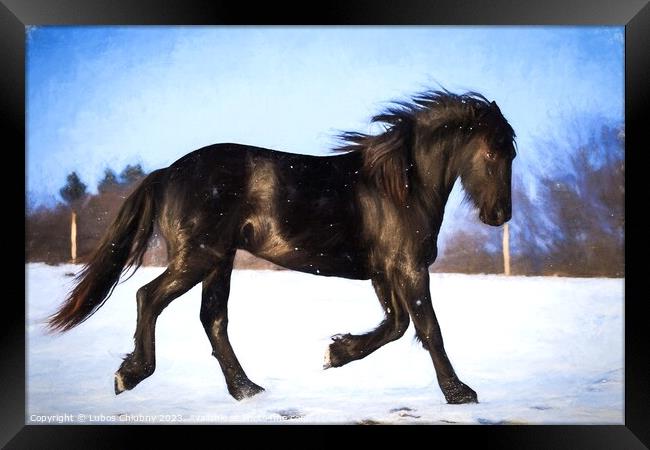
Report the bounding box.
[47,169,165,332]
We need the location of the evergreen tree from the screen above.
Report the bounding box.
[98,168,119,193]
[119,164,146,185]
[60,172,87,205]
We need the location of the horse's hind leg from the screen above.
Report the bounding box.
[324,275,410,368]
[199,251,265,400]
[114,253,211,394]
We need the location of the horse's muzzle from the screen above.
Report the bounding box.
[479,208,511,227]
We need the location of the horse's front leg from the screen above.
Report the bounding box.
[393,266,478,404]
[324,275,410,368]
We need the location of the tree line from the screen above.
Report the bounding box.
[26,164,164,264]
[26,163,278,269]
[26,122,624,277]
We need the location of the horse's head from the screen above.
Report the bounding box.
[336,90,516,225]
[458,100,516,227]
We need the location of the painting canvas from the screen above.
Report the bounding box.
[25,26,624,424]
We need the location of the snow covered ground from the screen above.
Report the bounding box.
[26,263,623,425]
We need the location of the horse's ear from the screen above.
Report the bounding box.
[490,100,501,112]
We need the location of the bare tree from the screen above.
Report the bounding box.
[537,125,624,276]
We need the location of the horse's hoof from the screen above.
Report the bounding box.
[323,333,354,369]
[441,379,479,404]
[114,358,155,395]
[229,379,265,401]
[446,390,478,404]
[323,346,332,369]
[114,372,127,395]
[114,369,143,394]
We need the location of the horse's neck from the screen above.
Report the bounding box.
[412,141,461,234]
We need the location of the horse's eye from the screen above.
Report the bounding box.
[486,150,497,161]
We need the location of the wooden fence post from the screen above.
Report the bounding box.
[503,222,510,276]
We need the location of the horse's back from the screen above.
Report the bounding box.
[156,143,369,278]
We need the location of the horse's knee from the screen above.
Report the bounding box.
[199,306,212,328]
[199,306,219,329]
[414,326,444,351]
[199,302,227,334]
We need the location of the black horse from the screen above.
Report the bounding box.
[49,90,516,404]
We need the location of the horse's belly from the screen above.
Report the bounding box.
[253,248,369,280]
[238,219,368,279]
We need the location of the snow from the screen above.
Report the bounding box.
[26,263,623,424]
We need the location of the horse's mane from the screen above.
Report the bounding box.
[335,89,510,205]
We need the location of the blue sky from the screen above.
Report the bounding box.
[26,26,624,209]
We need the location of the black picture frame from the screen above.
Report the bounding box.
[5,0,648,447]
